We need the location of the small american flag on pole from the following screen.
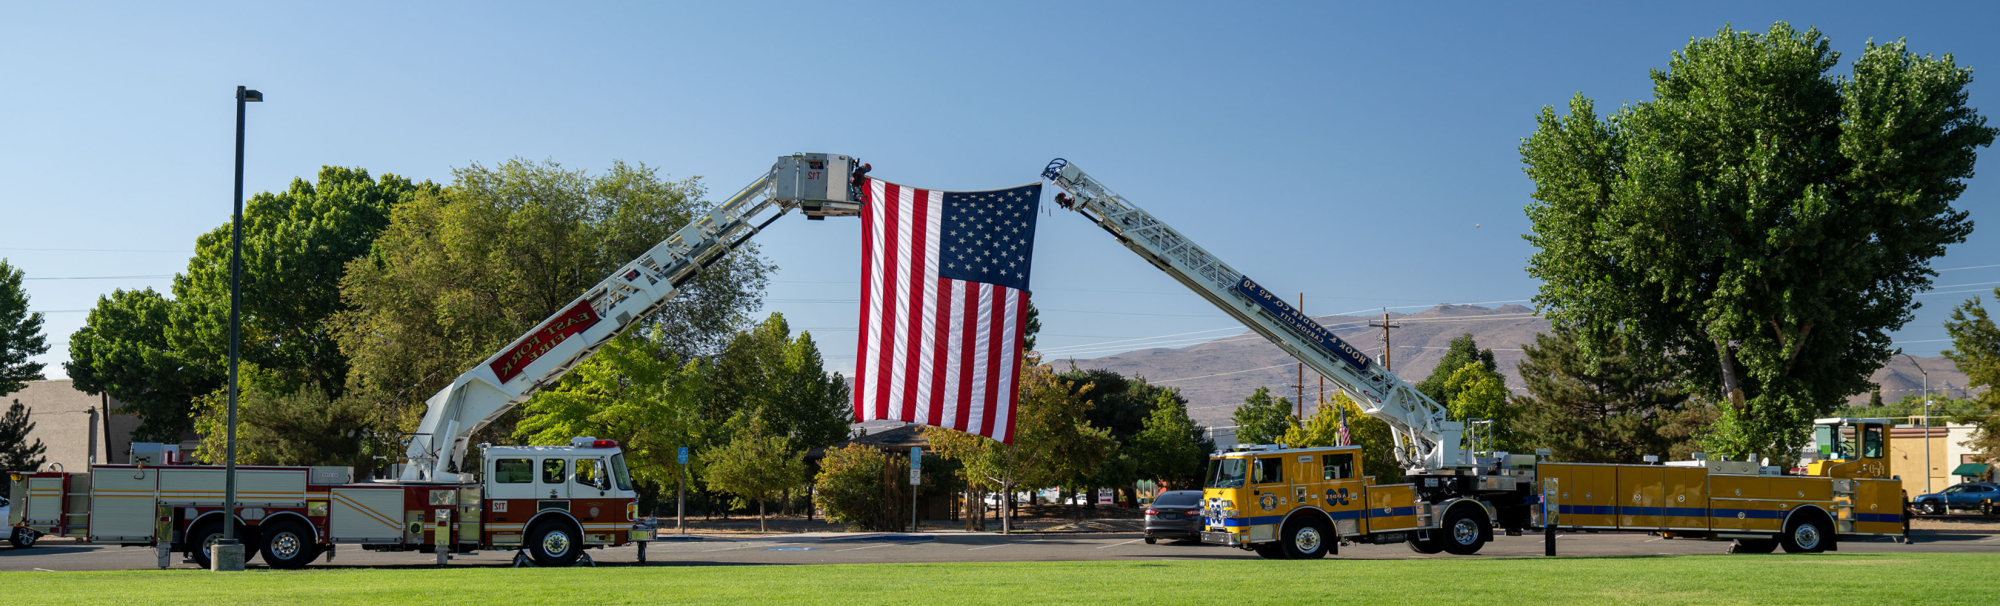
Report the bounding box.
[853,179,1041,444]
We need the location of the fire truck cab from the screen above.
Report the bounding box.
[1199,444,1459,559]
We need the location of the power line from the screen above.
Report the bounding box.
[1936,264,2000,274]
[23,274,172,281]
[0,247,191,253]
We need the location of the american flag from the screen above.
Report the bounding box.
[853,179,1041,444]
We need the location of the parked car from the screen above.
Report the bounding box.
[0,496,30,548]
[1913,482,2000,514]
[1144,490,1205,544]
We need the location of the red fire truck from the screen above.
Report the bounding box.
[7,154,866,568]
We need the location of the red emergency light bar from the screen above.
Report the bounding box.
[590,439,618,449]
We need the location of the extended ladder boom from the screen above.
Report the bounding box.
[1041,159,1467,472]
[401,153,867,482]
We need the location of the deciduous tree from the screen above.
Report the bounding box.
[1231,386,1294,446]
[1522,23,1994,461]
[699,415,807,532]
[66,288,206,441]
[1280,392,1401,482]
[514,330,713,490]
[1131,391,1212,489]
[1942,290,2000,463]
[336,159,771,434]
[1414,333,1496,405]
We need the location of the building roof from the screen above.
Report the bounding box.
[808,424,930,459]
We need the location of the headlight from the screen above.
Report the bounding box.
[1216,499,1235,510]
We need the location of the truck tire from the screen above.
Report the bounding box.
[1279,518,1331,559]
[8,528,36,552]
[258,519,320,569]
[527,519,583,567]
[1406,532,1445,554]
[1780,513,1829,554]
[186,519,224,568]
[1441,505,1489,556]
[1728,538,1778,554]
[1251,542,1285,559]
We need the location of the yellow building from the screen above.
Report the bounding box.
[1888,424,1984,497]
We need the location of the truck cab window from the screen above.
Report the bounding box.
[494,458,532,484]
[575,459,607,490]
[1253,457,1284,484]
[541,458,567,484]
[1323,453,1354,480]
[1862,425,1884,459]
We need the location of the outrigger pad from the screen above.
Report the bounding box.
[510,549,596,567]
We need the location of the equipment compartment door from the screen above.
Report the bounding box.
[88,466,158,542]
[1662,467,1708,530]
[1618,465,1664,530]
[329,487,404,543]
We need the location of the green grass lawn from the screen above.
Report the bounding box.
[14,553,1999,605]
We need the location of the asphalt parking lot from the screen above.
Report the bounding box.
[4,529,1996,571]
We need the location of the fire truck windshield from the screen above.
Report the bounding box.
[1206,458,1247,489]
[610,453,633,491]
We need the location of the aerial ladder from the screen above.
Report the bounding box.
[401,153,870,482]
[1040,159,1468,474]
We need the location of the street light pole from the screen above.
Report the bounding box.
[216,85,262,572]
[1903,353,1931,497]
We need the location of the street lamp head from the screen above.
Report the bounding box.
[238,87,263,102]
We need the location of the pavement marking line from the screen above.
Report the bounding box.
[1095,539,1145,549]
[968,539,1045,551]
[33,568,56,572]
[701,542,789,553]
[835,543,897,552]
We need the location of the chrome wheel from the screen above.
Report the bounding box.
[200,532,223,560]
[1792,523,1821,551]
[1293,526,1322,554]
[270,531,303,560]
[542,529,572,557]
[1452,518,1480,546]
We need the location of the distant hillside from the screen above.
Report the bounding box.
[1050,305,1969,441]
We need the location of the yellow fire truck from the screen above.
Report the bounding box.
[1198,418,1906,558]
[1040,160,1903,559]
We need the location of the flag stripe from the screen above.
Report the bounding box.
[952,282,975,432]
[978,283,1004,439]
[853,181,877,422]
[897,188,932,423]
[926,277,954,427]
[1002,291,1028,444]
[871,182,901,421]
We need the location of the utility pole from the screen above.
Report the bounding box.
[1296,293,1306,420]
[1904,353,1932,496]
[1369,311,1401,371]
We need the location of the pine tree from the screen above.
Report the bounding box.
[0,260,48,396]
[0,400,47,471]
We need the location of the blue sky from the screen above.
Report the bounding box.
[4,1,1997,379]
